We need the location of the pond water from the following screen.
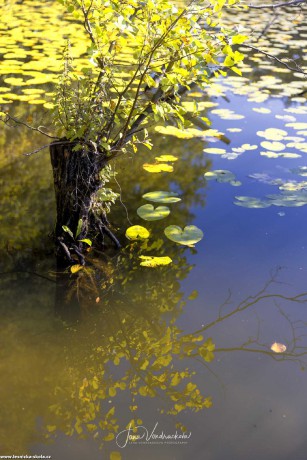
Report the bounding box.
[1,2,307,460]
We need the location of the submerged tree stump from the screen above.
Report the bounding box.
[50,140,120,264]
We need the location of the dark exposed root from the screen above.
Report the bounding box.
[71,244,86,266]
[58,238,74,264]
[97,221,121,249]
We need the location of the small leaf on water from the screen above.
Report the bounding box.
[164,225,204,246]
[125,225,150,240]
[270,342,287,353]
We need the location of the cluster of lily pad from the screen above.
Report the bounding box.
[125,171,204,267]
[234,167,307,209]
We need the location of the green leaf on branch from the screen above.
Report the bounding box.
[79,238,92,246]
[62,225,74,239]
[75,219,83,238]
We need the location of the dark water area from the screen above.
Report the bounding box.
[1,3,307,460]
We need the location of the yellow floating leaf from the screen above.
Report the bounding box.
[142,163,173,173]
[139,255,172,267]
[286,122,307,130]
[257,128,288,141]
[125,225,149,240]
[155,155,178,162]
[203,147,226,155]
[270,342,287,353]
[260,141,285,152]
[252,107,271,114]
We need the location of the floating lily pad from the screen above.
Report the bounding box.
[257,128,288,141]
[139,255,172,267]
[261,151,301,159]
[142,163,173,173]
[286,122,307,130]
[203,147,226,155]
[253,107,271,114]
[125,225,149,240]
[155,125,223,139]
[142,191,181,203]
[137,204,170,221]
[155,155,178,162]
[241,144,258,150]
[234,196,271,208]
[204,169,241,186]
[260,141,285,152]
[227,128,242,133]
[164,225,203,246]
[291,166,307,177]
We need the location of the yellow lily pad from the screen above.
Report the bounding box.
[125,225,149,240]
[142,163,173,173]
[139,256,172,267]
[155,155,178,162]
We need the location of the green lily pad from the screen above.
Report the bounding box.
[139,255,172,267]
[137,204,170,221]
[234,196,271,208]
[142,191,181,203]
[164,225,204,246]
[204,169,241,186]
[125,225,149,240]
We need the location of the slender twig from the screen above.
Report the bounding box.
[241,44,307,75]
[2,114,59,139]
[23,140,74,157]
[249,0,306,8]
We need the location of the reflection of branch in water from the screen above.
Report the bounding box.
[194,284,307,337]
[190,270,307,366]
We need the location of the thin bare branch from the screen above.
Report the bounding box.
[2,114,59,139]
[241,44,307,76]
[249,0,306,8]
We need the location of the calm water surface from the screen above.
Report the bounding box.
[1,4,307,460]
